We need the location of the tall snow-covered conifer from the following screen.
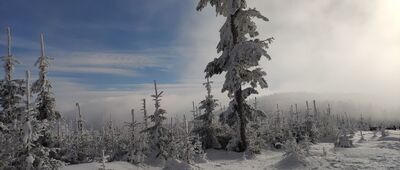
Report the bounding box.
[30,34,62,167]
[142,80,170,160]
[0,27,26,169]
[194,78,221,149]
[197,0,273,151]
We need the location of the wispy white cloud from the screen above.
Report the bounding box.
[1,32,178,77]
[52,66,137,76]
[54,52,159,67]
[50,52,163,76]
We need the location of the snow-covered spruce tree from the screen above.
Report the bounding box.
[335,118,353,148]
[64,103,93,164]
[0,27,26,169]
[178,115,205,164]
[264,104,285,149]
[380,123,388,137]
[278,131,309,168]
[165,117,179,160]
[125,109,143,164]
[31,33,61,165]
[246,97,266,154]
[286,104,301,143]
[87,129,102,160]
[304,101,319,143]
[193,78,221,149]
[190,135,205,163]
[141,80,171,160]
[111,125,128,161]
[103,114,118,160]
[246,120,265,154]
[319,104,338,142]
[197,0,273,152]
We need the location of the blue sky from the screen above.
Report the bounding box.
[0,0,194,90]
[0,0,226,122]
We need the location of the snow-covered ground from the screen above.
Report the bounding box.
[62,130,400,170]
[60,161,144,170]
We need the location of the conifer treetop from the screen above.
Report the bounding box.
[33,33,54,93]
[197,0,273,98]
[1,27,20,81]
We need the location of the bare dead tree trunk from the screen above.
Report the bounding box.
[183,115,190,163]
[313,100,318,117]
[295,104,298,122]
[141,99,148,129]
[76,102,83,135]
[131,109,135,135]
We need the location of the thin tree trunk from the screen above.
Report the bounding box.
[131,109,135,136]
[142,99,148,129]
[295,104,298,122]
[313,100,318,117]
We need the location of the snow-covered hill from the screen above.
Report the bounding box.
[61,130,400,170]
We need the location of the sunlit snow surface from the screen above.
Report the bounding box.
[62,130,400,170]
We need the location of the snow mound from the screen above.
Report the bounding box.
[275,153,308,169]
[163,159,194,170]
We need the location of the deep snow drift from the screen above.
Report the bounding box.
[61,130,400,170]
